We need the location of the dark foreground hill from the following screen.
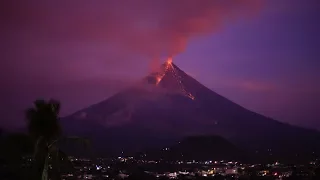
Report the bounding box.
[62,61,320,161]
[137,135,247,161]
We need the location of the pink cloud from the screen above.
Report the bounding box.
[1,0,263,58]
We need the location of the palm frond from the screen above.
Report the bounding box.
[34,136,45,158]
[41,155,49,180]
[49,99,61,114]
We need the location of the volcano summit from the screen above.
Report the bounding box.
[63,59,320,158]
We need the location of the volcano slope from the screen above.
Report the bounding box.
[62,61,320,159]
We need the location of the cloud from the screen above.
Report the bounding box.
[1,0,263,58]
[0,0,264,88]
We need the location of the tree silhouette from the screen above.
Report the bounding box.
[26,99,90,180]
[26,99,61,180]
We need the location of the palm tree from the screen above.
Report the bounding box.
[26,99,89,180]
[26,99,62,180]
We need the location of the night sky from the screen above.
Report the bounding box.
[1,0,319,130]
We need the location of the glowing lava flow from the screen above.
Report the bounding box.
[167,57,173,64]
[155,57,172,85]
[169,61,195,100]
[156,57,195,100]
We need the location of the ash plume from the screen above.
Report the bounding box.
[1,0,263,59]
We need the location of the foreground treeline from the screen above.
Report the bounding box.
[0,99,89,180]
[0,131,33,179]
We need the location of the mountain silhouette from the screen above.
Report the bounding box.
[62,61,320,160]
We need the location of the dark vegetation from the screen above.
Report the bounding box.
[0,99,88,180]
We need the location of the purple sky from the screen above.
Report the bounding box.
[1,0,319,130]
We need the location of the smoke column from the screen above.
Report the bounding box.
[1,0,263,60]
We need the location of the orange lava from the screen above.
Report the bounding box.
[156,76,162,85]
[156,57,172,86]
[155,57,196,101]
[167,57,173,65]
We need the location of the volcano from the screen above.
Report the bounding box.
[62,60,320,159]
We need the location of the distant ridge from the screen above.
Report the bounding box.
[138,135,247,161]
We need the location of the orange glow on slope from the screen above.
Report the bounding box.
[167,57,173,65]
[156,57,172,85]
[156,76,162,85]
[154,57,195,101]
[170,66,195,100]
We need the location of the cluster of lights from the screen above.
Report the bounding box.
[156,57,195,100]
